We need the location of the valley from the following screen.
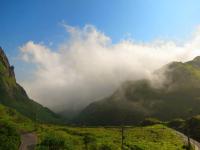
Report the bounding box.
[1,47,200,150]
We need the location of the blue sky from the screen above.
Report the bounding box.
[3,0,200,107]
[1,0,200,69]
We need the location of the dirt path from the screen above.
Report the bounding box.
[19,133,37,150]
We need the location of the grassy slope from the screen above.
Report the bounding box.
[0,104,188,150]
[0,104,35,150]
[0,104,35,132]
[36,124,187,150]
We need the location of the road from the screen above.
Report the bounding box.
[19,132,37,150]
[174,130,200,150]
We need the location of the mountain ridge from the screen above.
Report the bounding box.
[75,56,200,125]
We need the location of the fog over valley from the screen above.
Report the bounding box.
[18,24,200,113]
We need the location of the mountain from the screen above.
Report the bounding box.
[0,47,62,123]
[76,56,200,125]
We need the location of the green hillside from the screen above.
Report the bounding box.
[36,124,187,150]
[0,103,189,150]
[76,56,200,125]
[0,47,62,123]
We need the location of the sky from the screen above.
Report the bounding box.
[2,0,200,111]
[1,0,200,54]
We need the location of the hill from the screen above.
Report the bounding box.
[0,47,62,123]
[76,56,200,125]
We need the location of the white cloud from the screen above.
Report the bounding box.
[19,24,200,113]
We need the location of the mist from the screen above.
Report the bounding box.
[19,24,200,113]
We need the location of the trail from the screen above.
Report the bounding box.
[19,132,37,150]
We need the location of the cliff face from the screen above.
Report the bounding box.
[0,47,10,68]
[0,47,15,79]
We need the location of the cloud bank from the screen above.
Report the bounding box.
[19,24,200,113]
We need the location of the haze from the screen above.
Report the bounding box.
[19,24,200,113]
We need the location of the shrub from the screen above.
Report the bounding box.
[0,121,20,150]
[83,133,96,144]
[37,133,73,150]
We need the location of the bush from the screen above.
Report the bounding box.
[37,133,73,150]
[0,121,20,150]
[83,133,96,144]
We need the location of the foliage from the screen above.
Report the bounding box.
[0,104,35,131]
[36,124,186,150]
[0,104,189,150]
[0,121,20,150]
[36,132,73,150]
[0,104,34,149]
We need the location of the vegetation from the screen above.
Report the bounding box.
[0,107,192,150]
[36,132,73,150]
[35,124,188,150]
[0,104,35,150]
[0,94,194,150]
[0,121,20,150]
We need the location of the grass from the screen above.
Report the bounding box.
[0,104,35,132]
[0,104,190,150]
[124,125,186,150]
[36,124,187,150]
[0,104,35,150]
